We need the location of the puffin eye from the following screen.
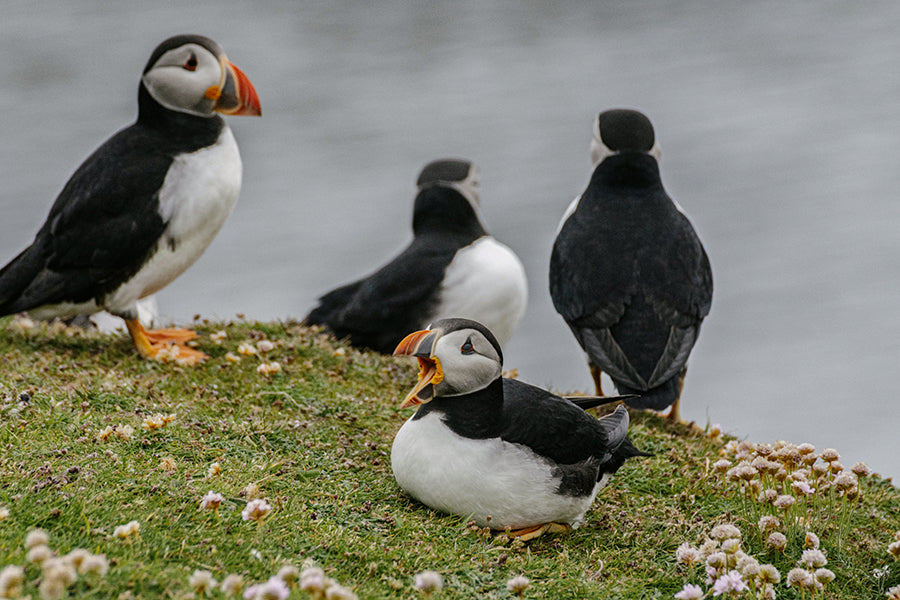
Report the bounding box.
[183,54,198,71]
[460,337,474,355]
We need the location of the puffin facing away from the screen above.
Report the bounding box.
[549,109,712,421]
[0,34,261,364]
[306,159,527,353]
[391,318,648,540]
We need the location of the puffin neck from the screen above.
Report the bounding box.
[412,186,487,241]
[136,84,224,149]
[592,153,663,190]
[412,378,503,439]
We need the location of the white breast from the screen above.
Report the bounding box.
[104,126,242,315]
[391,412,601,529]
[431,237,527,347]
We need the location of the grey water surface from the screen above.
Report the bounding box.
[1,2,898,477]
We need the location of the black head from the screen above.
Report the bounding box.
[590,109,660,167]
[411,159,486,239]
[139,34,260,120]
[393,317,504,408]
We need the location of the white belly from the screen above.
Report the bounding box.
[391,412,600,529]
[104,127,242,314]
[431,237,528,347]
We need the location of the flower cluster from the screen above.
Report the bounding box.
[675,523,780,599]
[96,424,135,442]
[241,498,273,524]
[714,441,872,534]
[142,412,176,430]
[784,548,835,596]
[888,531,900,561]
[113,519,141,540]
[413,570,443,596]
[200,491,226,512]
[1,529,109,600]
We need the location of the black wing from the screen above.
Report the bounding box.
[499,378,631,466]
[305,234,464,353]
[0,123,176,315]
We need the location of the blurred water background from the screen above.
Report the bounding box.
[1,2,898,477]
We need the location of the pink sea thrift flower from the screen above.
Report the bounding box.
[712,570,747,596]
[674,583,704,600]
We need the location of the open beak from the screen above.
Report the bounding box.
[393,329,443,409]
[212,57,261,116]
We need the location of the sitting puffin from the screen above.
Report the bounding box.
[306,159,527,354]
[549,109,712,421]
[391,318,648,540]
[0,34,261,364]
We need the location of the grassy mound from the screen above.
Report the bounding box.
[1,317,898,599]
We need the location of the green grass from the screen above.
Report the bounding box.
[1,316,899,599]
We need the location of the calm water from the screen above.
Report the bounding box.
[1,2,899,477]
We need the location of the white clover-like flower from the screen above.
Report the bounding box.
[766,532,787,552]
[0,505,9,521]
[200,491,225,510]
[758,564,781,584]
[707,423,722,438]
[80,553,109,577]
[834,471,858,490]
[888,540,900,559]
[797,443,816,455]
[190,569,218,594]
[786,567,814,588]
[706,552,727,569]
[712,459,731,473]
[414,570,444,594]
[225,352,242,362]
[257,362,282,376]
[142,414,167,430]
[676,542,700,566]
[324,582,358,600]
[42,557,78,587]
[721,538,741,555]
[27,544,55,565]
[820,448,840,462]
[710,524,742,541]
[64,548,91,571]
[792,480,815,495]
[805,531,820,550]
[299,566,326,594]
[712,570,748,596]
[887,584,900,600]
[0,565,26,599]
[208,462,222,478]
[113,520,140,539]
[698,539,719,561]
[257,340,275,353]
[504,575,529,596]
[39,578,66,600]
[210,330,227,343]
[237,342,258,356]
[115,424,135,441]
[242,498,272,523]
[160,456,177,472]
[773,495,795,509]
[277,565,299,587]
[851,462,872,477]
[674,583,704,600]
[221,574,244,597]
[25,528,50,549]
[815,568,835,584]
[758,515,779,532]
[736,554,759,578]
[801,549,827,568]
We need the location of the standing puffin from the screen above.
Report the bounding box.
[391,318,648,540]
[0,34,261,364]
[306,159,527,353]
[549,109,712,421]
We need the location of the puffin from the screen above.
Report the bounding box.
[549,109,712,421]
[0,34,261,364]
[306,159,527,353]
[391,318,649,540]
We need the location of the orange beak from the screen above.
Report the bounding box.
[212,58,261,116]
[393,329,444,409]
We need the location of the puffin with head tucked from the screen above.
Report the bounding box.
[0,34,261,363]
[549,109,712,421]
[306,159,527,353]
[391,317,648,540]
